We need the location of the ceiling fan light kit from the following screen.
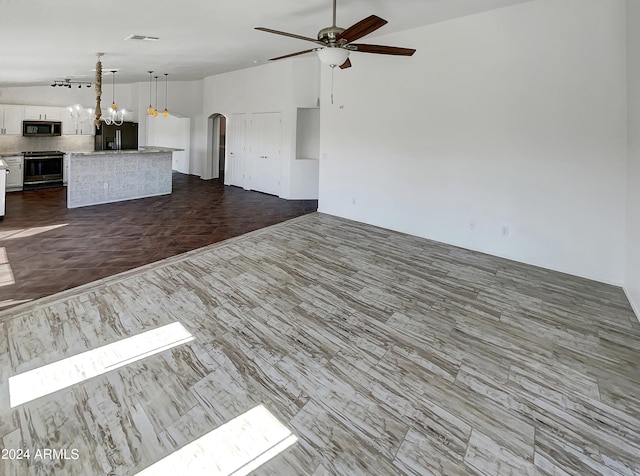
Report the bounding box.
[255,0,416,70]
[317,47,350,67]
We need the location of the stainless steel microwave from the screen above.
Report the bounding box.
[22,120,62,136]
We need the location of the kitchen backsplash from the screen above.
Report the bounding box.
[0,135,93,154]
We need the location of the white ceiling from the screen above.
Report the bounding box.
[0,0,530,87]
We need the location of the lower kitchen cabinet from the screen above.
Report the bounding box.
[4,156,24,191]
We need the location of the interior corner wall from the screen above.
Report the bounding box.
[625,0,640,319]
[318,0,627,285]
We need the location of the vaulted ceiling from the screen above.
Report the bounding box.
[0,0,531,86]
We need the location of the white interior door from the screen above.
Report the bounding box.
[226,113,247,188]
[251,112,282,196]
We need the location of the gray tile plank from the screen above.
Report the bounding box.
[0,212,637,475]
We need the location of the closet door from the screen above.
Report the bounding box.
[251,112,282,196]
[226,113,248,188]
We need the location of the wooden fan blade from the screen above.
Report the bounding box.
[351,44,416,56]
[339,58,352,69]
[269,49,317,61]
[255,27,324,45]
[337,15,388,43]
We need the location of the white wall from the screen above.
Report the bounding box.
[146,115,191,174]
[626,1,640,318]
[319,0,627,285]
[197,57,320,198]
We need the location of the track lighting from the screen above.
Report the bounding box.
[51,79,92,88]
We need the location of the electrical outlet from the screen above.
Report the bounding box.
[502,225,509,237]
[103,182,109,190]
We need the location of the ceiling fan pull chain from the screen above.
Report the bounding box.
[331,66,335,105]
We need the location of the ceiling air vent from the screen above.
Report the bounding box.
[125,34,159,41]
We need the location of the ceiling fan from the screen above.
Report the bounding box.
[255,0,416,69]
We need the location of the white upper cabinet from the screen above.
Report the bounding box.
[23,106,62,121]
[0,105,23,135]
[62,112,76,135]
[62,107,95,135]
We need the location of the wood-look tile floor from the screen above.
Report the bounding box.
[0,213,639,475]
[0,174,317,309]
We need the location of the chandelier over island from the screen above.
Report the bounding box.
[93,53,126,126]
[87,53,171,126]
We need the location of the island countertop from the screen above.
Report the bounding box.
[69,147,183,156]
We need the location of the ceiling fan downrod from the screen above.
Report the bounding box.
[332,0,337,27]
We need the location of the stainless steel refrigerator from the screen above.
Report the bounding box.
[94,122,138,151]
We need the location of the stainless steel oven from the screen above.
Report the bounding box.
[23,151,64,189]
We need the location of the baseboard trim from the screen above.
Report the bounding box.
[623,287,640,324]
[317,209,624,287]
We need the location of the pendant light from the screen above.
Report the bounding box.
[147,71,154,115]
[103,70,125,126]
[153,75,159,118]
[163,73,169,118]
[110,70,118,112]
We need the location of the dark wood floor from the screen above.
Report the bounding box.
[0,173,317,310]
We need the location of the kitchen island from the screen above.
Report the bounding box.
[67,147,181,209]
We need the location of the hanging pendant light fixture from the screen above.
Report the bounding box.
[163,73,169,118]
[110,70,118,112]
[103,71,125,126]
[147,71,154,115]
[153,75,159,118]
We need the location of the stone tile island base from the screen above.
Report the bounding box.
[67,148,180,208]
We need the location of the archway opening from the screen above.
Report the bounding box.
[206,113,227,181]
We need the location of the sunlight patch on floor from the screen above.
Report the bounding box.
[0,247,14,287]
[0,223,68,240]
[0,299,32,309]
[136,404,298,476]
[8,322,194,407]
